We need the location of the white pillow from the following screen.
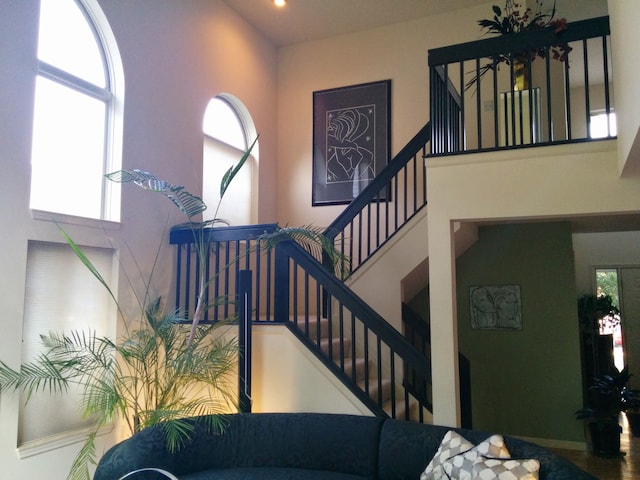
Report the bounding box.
[442,434,512,480]
[420,430,475,480]
[472,457,540,480]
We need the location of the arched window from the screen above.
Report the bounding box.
[29,0,123,221]
[202,95,258,225]
[18,0,122,453]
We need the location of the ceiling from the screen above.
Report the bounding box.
[222,0,479,47]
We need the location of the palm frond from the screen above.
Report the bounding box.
[68,432,96,480]
[56,225,119,308]
[259,225,349,278]
[0,356,71,401]
[219,135,259,199]
[159,418,198,452]
[105,169,206,219]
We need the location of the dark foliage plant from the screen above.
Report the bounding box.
[467,0,572,90]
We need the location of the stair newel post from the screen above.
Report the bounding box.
[237,269,252,413]
[321,239,335,318]
[274,243,290,321]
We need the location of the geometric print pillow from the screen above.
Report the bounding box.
[472,457,540,480]
[420,430,476,479]
[441,434,512,480]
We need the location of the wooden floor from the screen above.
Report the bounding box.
[549,416,639,480]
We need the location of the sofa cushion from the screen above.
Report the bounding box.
[441,433,511,480]
[377,419,596,480]
[420,430,475,479]
[378,420,495,479]
[472,457,540,479]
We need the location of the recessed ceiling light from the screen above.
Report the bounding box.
[273,0,286,7]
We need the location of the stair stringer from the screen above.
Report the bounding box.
[346,206,431,335]
[337,210,477,421]
[346,210,479,330]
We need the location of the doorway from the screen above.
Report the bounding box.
[595,267,640,388]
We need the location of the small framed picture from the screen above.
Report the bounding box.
[469,285,522,330]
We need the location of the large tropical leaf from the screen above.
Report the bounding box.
[219,135,259,199]
[105,169,207,219]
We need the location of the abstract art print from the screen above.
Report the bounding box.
[470,285,522,330]
[312,80,391,206]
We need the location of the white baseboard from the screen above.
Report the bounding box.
[514,435,587,451]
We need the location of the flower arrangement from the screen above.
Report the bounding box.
[467,0,571,90]
[479,0,567,39]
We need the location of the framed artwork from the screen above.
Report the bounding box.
[469,285,522,330]
[312,80,391,206]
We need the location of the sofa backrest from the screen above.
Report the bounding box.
[377,419,597,480]
[95,413,386,480]
[95,413,596,480]
[188,412,385,476]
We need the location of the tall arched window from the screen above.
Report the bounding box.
[30,0,123,221]
[202,95,258,225]
[18,0,122,453]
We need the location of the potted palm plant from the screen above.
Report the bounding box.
[575,367,640,455]
[0,138,259,480]
[0,136,344,480]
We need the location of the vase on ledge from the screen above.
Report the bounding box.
[513,60,529,91]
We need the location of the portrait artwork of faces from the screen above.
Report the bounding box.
[470,285,522,330]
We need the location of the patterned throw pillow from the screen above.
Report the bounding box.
[442,434,512,480]
[472,457,540,480]
[420,430,475,479]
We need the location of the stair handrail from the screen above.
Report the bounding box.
[275,238,433,417]
[325,122,431,237]
[323,122,432,275]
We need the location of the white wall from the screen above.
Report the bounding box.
[0,1,278,478]
[251,325,371,415]
[608,0,640,174]
[426,140,640,425]
[573,231,640,295]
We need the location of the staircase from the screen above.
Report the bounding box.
[171,121,438,423]
[170,17,617,426]
[308,316,423,421]
[173,92,457,425]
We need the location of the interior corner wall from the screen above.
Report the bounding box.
[608,0,640,174]
[456,222,584,444]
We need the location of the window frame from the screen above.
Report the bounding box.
[30,0,123,223]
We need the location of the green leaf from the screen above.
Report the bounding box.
[105,169,207,220]
[67,432,96,480]
[220,135,259,199]
[56,225,118,306]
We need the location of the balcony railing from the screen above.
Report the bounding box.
[428,16,614,156]
[169,223,279,323]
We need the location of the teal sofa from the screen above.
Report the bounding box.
[94,412,595,480]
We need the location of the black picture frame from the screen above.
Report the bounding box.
[312,80,391,206]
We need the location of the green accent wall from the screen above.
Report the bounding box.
[456,222,583,443]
